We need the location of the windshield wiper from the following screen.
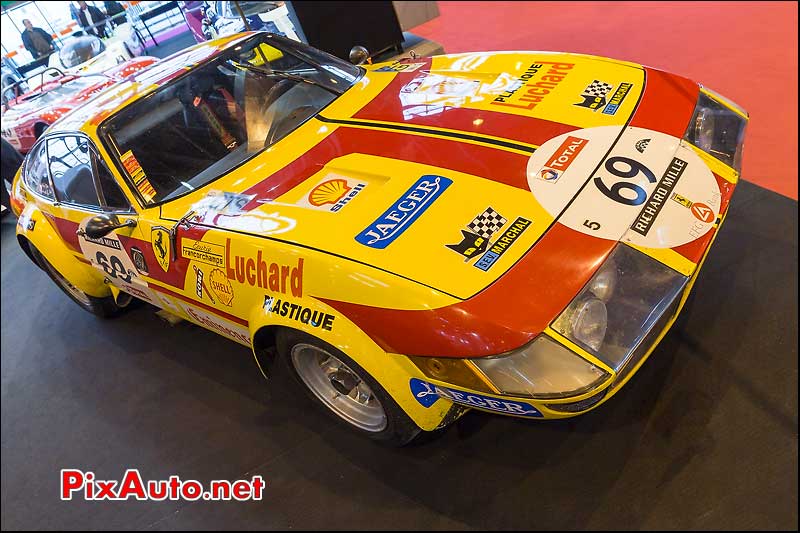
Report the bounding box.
[228,60,342,96]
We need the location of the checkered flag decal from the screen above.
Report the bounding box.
[467,207,507,239]
[582,80,613,98]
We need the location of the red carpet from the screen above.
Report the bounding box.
[412,1,798,199]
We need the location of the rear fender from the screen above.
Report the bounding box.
[16,203,111,298]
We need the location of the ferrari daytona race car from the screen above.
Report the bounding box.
[9,32,748,444]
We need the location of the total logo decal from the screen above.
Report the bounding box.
[225,239,304,296]
[409,378,543,417]
[574,79,634,115]
[299,175,366,213]
[527,126,722,249]
[263,295,335,331]
[446,207,531,271]
[536,135,589,184]
[356,175,451,249]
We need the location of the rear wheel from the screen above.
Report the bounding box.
[277,330,421,446]
[29,246,130,318]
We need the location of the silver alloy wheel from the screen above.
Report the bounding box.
[40,257,93,307]
[291,343,388,432]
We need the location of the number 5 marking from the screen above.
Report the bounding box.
[583,220,601,231]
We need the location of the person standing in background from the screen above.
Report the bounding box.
[20,19,55,59]
[76,1,108,38]
[103,1,127,29]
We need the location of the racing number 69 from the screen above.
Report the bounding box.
[593,156,657,206]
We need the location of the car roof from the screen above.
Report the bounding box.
[47,32,252,139]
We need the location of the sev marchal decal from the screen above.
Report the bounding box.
[446,207,531,271]
[575,80,634,115]
[527,126,722,249]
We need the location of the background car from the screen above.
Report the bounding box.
[1,56,158,154]
[47,23,146,75]
[197,1,299,41]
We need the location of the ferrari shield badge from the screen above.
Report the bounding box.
[151,228,170,272]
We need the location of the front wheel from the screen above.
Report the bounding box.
[276,330,421,446]
[29,246,130,318]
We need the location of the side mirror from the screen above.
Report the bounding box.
[349,45,370,65]
[81,213,136,239]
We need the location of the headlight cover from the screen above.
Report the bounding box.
[471,335,609,398]
[552,244,688,370]
[683,88,748,173]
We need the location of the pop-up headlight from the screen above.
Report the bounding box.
[683,88,748,173]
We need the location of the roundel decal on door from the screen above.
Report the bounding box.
[526,126,722,249]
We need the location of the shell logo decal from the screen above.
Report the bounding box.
[309,179,351,207]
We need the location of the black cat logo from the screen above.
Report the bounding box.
[446,230,488,260]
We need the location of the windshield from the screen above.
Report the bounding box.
[102,33,360,205]
[59,36,106,68]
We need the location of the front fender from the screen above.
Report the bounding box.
[16,204,111,298]
[246,298,455,432]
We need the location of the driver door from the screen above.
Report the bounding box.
[44,134,152,303]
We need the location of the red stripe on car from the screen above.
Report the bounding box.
[320,223,614,357]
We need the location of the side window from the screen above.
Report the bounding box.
[94,152,133,212]
[23,142,54,200]
[47,136,100,207]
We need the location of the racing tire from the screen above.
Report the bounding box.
[29,245,130,318]
[276,329,422,446]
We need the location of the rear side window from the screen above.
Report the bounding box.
[47,136,99,207]
[94,153,132,212]
[23,142,54,200]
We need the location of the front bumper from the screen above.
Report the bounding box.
[407,210,728,420]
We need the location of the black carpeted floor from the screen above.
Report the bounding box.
[1,178,796,530]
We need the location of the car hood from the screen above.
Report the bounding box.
[161,52,719,301]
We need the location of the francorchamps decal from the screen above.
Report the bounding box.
[356,175,451,249]
[151,228,170,272]
[181,238,225,268]
[410,378,543,417]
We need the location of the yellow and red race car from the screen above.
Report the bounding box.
[10,33,747,444]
